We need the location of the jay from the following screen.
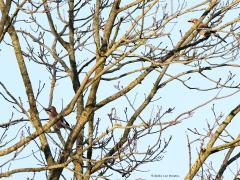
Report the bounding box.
[188,18,226,43]
[44,106,72,131]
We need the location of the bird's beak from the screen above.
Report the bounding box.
[44,107,50,112]
[188,20,193,23]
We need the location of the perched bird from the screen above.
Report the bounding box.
[44,106,72,131]
[188,18,209,29]
[188,18,226,43]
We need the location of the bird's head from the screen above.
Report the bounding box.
[188,18,199,24]
[44,106,57,113]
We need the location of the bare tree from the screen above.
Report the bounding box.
[0,0,239,179]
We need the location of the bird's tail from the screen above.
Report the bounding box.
[62,119,72,131]
[210,31,227,43]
